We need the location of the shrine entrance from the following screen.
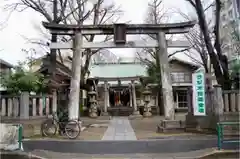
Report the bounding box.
[109,88,130,107]
[108,86,132,116]
[43,20,195,120]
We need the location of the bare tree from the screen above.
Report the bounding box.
[4,0,122,79]
[136,0,169,66]
[186,0,231,90]
[136,0,194,67]
[176,9,214,73]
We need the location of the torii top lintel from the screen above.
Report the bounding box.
[42,21,196,35]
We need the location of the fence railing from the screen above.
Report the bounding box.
[0,91,57,119]
[222,90,240,113]
[217,122,240,150]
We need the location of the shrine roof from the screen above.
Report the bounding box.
[89,62,147,79]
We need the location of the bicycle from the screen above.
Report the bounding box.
[41,112,81,139]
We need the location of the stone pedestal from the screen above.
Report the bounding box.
[101,111,110,116]
[129,111,142,120]
[157,120,185,133]
[143,111,152,117]
[185,85,225,133]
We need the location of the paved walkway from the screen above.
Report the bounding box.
[101,117,137,140]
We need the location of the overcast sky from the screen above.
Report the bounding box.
[0,0,195,65]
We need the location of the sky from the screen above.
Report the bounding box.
[0,0,195,65]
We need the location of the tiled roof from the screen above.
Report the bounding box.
[0,59,14,68]
[89,62,147,78]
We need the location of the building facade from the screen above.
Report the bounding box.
[88,57,199,115]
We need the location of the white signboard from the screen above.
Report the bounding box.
[192,69,206,116]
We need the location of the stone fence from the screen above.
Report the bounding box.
[0,91,57,120]
[186,86,240,131]
[222,90,240,113]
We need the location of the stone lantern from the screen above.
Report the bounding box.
[88,86,98,118]
[142,86,152,117]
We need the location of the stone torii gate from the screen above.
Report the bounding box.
[43,21,195,121]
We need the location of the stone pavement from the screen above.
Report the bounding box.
[101,117,137,140]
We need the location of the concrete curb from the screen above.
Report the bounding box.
[174,149,240,159]
[26,148,240,159]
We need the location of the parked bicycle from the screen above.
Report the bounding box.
[41,112,81,139]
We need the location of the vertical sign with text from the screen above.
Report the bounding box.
[192,70,206,116]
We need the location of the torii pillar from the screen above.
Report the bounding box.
[157,32,175,120]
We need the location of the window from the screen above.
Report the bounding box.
[171,72,188,83]
[177,90,188,108]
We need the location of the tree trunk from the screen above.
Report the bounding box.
[194,0,231,90]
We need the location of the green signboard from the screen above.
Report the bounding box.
[192,70,206,116]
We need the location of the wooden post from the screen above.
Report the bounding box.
[68,32,82,120]
[157,32,175,120]
[20,92,29,119]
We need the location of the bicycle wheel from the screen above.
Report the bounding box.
[41,119,57,137]
[64,120,81,139]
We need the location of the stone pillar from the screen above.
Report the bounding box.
[32,98,37,116]
[46,97,50,115]
[157,32,174,120]
[13,98,19,117]
[52,89,57,113]
[7,98,13,117]
[68,32,82,120]
[20,92,29,119]
[39,98,43,116]
[1,98,6,116]
[130,80,142,119]
[213,85,224,116]
[102,81,109,116]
